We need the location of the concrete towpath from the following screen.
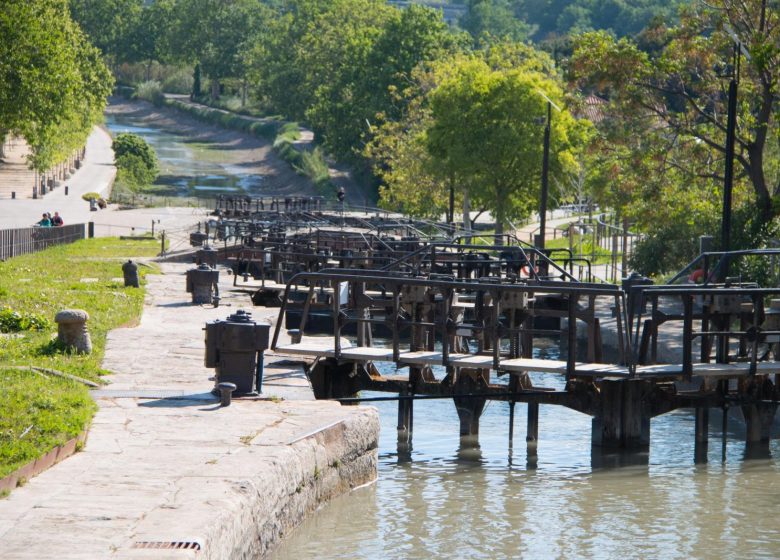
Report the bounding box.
[0,126,211,251]
[0,262,379,559]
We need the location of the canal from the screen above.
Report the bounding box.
[272,366,780,558]
[104,101,780,559]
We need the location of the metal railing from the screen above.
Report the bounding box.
[0,223,86,260]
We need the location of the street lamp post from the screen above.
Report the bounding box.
[537,101,552,250]
[720,42,740,254]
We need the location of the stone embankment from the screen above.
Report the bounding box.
[0,262,379,559]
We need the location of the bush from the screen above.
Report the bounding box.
[134,80,164,105]
[112,133,159,192]
[0,307,50,333]
[161,68,194,95]
[81,192,100,201]
[116,153,157,189]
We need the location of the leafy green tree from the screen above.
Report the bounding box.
[171,0,269,99]
[365,75,454,220]
[426,54,583,235]
[303,2,464,162]
[461,0,533,43]
[123,0,176,79]
[112,133,159,188]
[247,0,332,120]
[69,0,143,64]
[1,0,113,172]
[570,0,780,228]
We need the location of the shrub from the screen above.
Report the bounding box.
[112,133,159,191]
[116,153,157,189]
[0,307,50,333]
[81,192,100,201]
[134,80,164,105]
[162,68,194,95]
[113,134,158,177]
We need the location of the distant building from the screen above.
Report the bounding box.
[387,1,467,25]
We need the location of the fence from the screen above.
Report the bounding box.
[0,223,86,260]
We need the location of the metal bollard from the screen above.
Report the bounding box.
[204,310,270,395]
[122,260,139,288]
[218,382,237,406]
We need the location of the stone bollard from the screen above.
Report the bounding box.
[54,309,92,354]
[122,259,140,288]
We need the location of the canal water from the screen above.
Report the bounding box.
[272,358,780,559]
[105,112,264,196]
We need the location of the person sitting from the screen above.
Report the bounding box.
[51,212,63,226]
[37,213,51,227]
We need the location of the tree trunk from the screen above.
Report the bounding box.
[211,79,220,100]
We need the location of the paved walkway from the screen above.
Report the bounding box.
[0,126,210,252]
[0,262,378,559]
[0,137,34,199]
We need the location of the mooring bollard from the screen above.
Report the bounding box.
[204,310,271,396]
[122,259,139,288]
[186,263,219,305]
[54,309,92,354]
[217,382,237,407]
[196,245,218,268]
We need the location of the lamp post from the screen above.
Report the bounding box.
[533,90,560,249]
[537,101,552,250]
[720,42,740,254]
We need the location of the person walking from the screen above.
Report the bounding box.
[51,212,63,226]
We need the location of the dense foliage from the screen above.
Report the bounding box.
[62,0,780,274]
[0,0,113,172]
[112,133,160,190]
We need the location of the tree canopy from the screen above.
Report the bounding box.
[570,0,780,272]
[1,0,113,171]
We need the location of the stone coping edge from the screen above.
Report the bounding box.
[0,430,89,495]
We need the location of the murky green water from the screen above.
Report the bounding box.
[105,113,264,196]
[272,360,780,559]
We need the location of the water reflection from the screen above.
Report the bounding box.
[270,336,780,559]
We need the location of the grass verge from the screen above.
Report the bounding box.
[0,368,96,479]
[0,238,159,381]
[0,237,160,479]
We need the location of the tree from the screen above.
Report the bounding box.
[298,0,395,159]
[426,54,583,235]
[570,0,780,226]
[112,133,159,189]
[0,0,113,172]
[69,0,143,64]
[124,0,176,79]
[365,75,454,220]
[170,0,269,99]
[460,0,533,43]
[247,0,333,120]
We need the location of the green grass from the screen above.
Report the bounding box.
[0,237,160,480]
[0,368,96,479]
[545,234,617,266]
[0,238,160,382]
